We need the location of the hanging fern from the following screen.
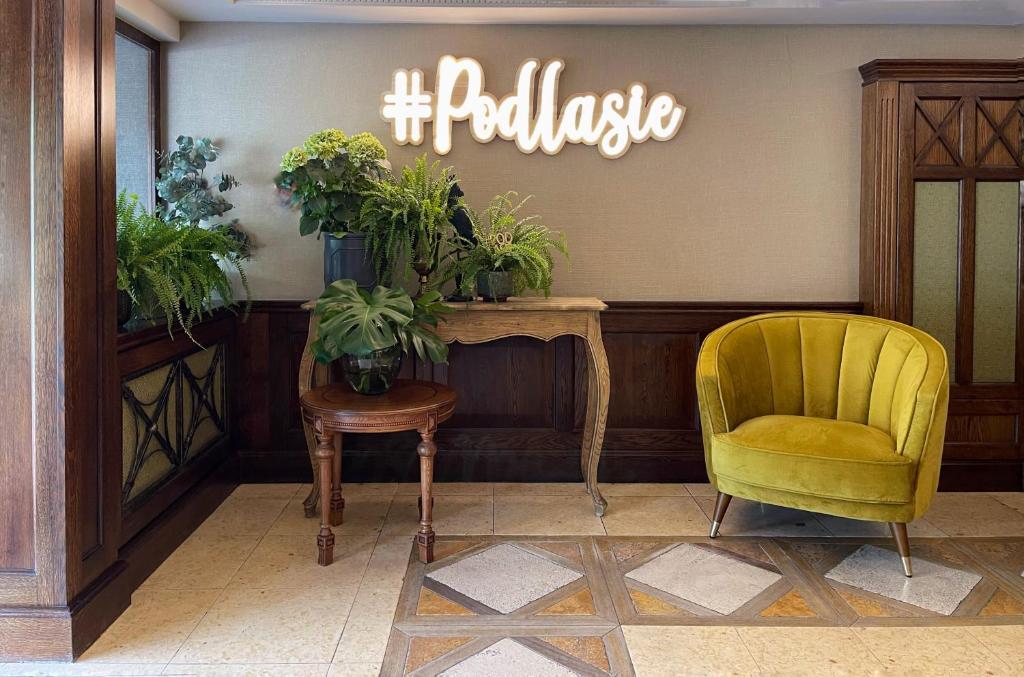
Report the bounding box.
[454,192,569,296]
[117,191,251,342]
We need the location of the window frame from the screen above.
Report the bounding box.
[114,18,161,206]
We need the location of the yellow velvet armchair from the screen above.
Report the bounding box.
[696,312,949,577]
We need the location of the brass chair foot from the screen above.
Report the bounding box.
[901,555,913,578]
[709,492,731,539]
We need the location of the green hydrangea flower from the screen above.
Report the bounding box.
[304,128,347,162]
[346,132,387,165]
[280,146,309,173]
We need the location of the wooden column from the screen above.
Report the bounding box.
[0,0,122,660]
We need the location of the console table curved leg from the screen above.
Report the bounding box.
[299,308,328,518]
[416,431,438,564]
[315,429,336,566]
[582,316,610,516]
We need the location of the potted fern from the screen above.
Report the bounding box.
[358,155,458,294]
[311,279,449,395]
[457,192,569,302]
[116,191,250,340]
[275,129,388,288]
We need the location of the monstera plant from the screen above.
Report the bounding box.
[311,279,449,394]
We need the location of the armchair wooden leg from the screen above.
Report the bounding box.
[709,492,732,538]
[889,522,912,577]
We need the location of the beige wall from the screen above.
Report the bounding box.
[164,23,1020,301]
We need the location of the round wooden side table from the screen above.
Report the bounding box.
[299,379,456,566]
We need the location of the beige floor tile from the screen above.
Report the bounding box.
[360,538,416,589]
[685,483,717,497]
[815,514,947,538]
[229,534,374,590]
[331,584,401,665]
[965,625,1024,672]
[923,493,1024,537]
[80,588,220,664]
[382,495,493,537]
[990,492,1024,513]
[494,495,605,535]
[162,664,328,676]
[193,497,290,538]
[695,496,830,537]
[396,482,493,495]
[622,626,760,677]
[340,483,401,497]
[140,535,259,590]
[599,483,689,497]
[493,482,588,495]
[229,484,302,500]
[602,496,710,536]
[268,496,392,537]
[171,586,355,665]
[853,626,1012,676]
[296,483,401,498]
[738,627,885,676]
[326,662,381,677]
[0,664,166,676]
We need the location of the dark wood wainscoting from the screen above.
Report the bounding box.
[235,301,869,485]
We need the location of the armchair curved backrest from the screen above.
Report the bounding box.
[697,312,949,515]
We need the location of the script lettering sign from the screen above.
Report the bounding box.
[381,55,686,159]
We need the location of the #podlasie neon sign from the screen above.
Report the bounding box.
[381,55,686,159]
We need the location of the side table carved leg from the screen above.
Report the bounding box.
[315,429,336,566]
[582,315,610,516]
[329,433,344,526]
[416,431,438,563]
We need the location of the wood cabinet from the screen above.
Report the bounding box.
[860,59,1024,488]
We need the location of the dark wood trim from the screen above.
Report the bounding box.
[860,59,1024,85]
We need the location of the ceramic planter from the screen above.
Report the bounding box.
[324,232,376,289]
[475,271,514,302]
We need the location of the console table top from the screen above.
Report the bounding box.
[301,296,606,312]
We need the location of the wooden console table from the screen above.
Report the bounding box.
[297,296,611,516]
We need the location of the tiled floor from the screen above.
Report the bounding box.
[4,484,1024,676]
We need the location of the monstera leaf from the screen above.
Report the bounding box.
[311,280,449,365]
[311,280,415,362]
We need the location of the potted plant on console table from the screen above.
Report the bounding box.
[455,192,569,302]
[311,279,449,395]
[275,128,388,288]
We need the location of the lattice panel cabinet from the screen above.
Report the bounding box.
[121,342,228,512]
[860,60,1024,489]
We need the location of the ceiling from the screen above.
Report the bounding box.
[152,0,1024,26]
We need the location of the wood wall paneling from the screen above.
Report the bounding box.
[0,0,38,577]
[234,301,862,484]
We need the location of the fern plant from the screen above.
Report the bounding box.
[116,191,250,341]
[358,155,458,289]
[455,192,569,296]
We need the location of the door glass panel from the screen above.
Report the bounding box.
[974,181,1020,383]
[913,181,959,379]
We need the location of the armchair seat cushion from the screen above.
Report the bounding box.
[712,415,915,505]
